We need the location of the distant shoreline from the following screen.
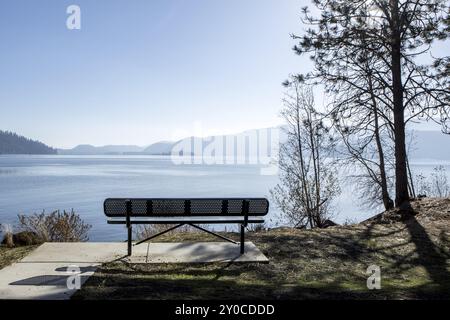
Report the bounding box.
[2,154,450,164]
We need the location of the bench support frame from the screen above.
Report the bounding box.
[134,223,185,246]
[241,199,249,254]
[133,223,239,248]
[188,224,238,244]
[123,199,251,257]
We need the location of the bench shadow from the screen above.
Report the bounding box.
[9,265,97,287]
[163,241,242,263]
[10,275,91,286]
[54,266,97,273]
[123,241,265,264]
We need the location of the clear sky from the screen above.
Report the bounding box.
[1,1,446,149]
[0,0,308,148]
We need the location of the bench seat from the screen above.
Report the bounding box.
[107,216,266,224]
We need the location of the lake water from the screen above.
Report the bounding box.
[0,155,448,241]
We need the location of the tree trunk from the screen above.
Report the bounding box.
[294,89,313,227]
[368,67,393,210]
[406,156,416,198]
[307,109,321,227]
[390,0,409,207]
[374,105,392,210]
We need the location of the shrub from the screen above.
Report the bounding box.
[13,231,42,246]
[17,210,91,242]
[247,223,266,232]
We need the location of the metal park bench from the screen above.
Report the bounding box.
[104,198,269,256]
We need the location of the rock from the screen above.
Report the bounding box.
[321,220,338,228]
[1,232,14,248]
[1,231,42,247]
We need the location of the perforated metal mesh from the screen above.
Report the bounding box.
[104,199,127,216]
[191,199,222,215]
[227,199,244,214]
[249,199,269,215]
[131,199,147,215]
[104,198,269,217]
[152,199,185,215]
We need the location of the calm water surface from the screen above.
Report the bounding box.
[0,155,448,241]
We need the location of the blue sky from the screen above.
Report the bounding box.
[0,1,446,148]
[0,0,307,148]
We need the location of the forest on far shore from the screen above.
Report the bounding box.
[0,130,57,155]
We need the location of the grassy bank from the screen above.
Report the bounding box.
[0,245,38,270]
[73,198,450,300]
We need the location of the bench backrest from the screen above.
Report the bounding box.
[104,198,269,217]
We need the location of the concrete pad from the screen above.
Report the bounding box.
[22,242,141,263]
[0,262,98,300]
[21,242,268,264]
[0,241,267,299]
[126,242,269,263]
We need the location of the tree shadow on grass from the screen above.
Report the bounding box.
[73,215,450,300]
[255,218,449,298]
[72,269,449,300]
[401,203,450,290]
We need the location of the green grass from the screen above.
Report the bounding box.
[73,209,450,300]
[0,245,38,270]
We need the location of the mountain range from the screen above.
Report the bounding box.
[2,128,449,160]
[57,141,175,155]
[57,144,146,155]
[57,128,450,160]
[57,128,268,156]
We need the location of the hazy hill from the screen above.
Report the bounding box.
[55,128,449,160]
[58,145,146,155]
[0,130,57,155]
[141,141,174,155]
[59,142,175,155]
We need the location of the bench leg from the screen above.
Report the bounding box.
[189,224,238,244]
[127,225,132,256]
[240,224,245,254]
